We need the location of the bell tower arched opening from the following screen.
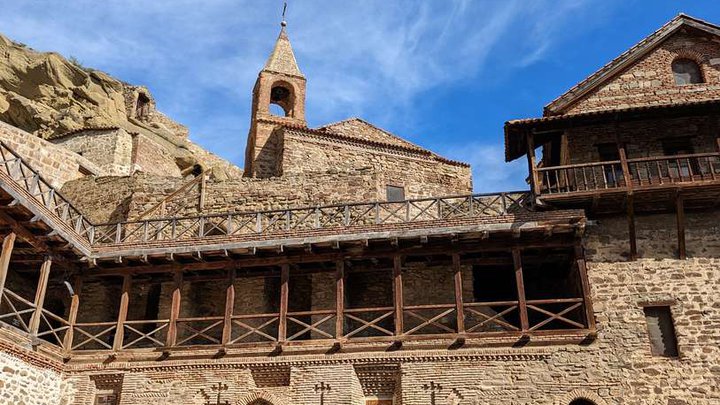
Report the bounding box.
[244,25,307,178]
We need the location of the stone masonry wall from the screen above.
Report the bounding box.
[0,121,100,188]
[563,32,720,114]
[34,208,713,405]
[60,169,381,223]
[282,131,472,199]
[132,133,182,177]
[565,115,719,164]
[0,351,71,405]
[51,128,133,176]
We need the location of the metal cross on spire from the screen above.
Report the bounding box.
[281,1,288,27]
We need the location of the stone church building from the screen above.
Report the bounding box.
[0,13,718,405]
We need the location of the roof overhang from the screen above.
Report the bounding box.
[504,99,720,162]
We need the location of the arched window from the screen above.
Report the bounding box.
[569,399,596,405]
[672,58,703,85]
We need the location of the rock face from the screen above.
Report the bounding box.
[0,33,243,180]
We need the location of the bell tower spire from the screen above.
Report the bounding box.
[244,3,307,178]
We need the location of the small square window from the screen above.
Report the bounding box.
[386,185,405,202]
[643,305,679,357]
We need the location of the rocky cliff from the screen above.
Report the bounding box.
[0,33,243,179]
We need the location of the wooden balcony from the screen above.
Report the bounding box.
[532,151,720,210]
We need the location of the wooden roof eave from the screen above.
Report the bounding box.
[505,99,720,162]
[84,213,586,271]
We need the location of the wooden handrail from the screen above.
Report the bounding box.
[538,151,720,171]
[135,168,213,220]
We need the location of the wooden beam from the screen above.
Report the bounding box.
[676,192,686,260]
[627,194,637,261]
[526,132,541,195]
[278,264,289,342]
[618,145,632,191]
[335,260,345,340]
[574,243,596,331]
[221,269,235,345]
[512,248,529,332]
[62,276,82,354]
[452,254,465,334]
[165,271,183,347]
[392,255,404,336]
[88,237,581,277]
[112,274,132,351]
[0,233,16,298]
[0,211,49,252]
[29,257,52,335]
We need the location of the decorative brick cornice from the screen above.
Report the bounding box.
[63,350,552,374]
[0,339,64,373]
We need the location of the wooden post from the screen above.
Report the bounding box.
[335,260,345,340]
[676,193,686,260]
[278,264,289,342]
[221,268,235,345]
[0,233,17,298]
[198,170,207,212]
[627,194,637,261]
[526,132,541,196]
[619,145,632,190]
[574,243,596,331]
[62,276,82,354]
[392,255,404,336]
[29,257,52,335]
[512,248,529,332]
[112,274,132,351]
[452,254,465,334]
[165,271,183,347]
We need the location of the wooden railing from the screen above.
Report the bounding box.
[90,192,531,245]
[536,152,720,195]
[0,142,532,250]
[0,288,35,333]
[0,142,94,246]
[71,322,116,350]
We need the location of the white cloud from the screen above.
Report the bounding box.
[442,143,530,192]
[0,0,602,190]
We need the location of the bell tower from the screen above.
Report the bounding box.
[244,20,306,178]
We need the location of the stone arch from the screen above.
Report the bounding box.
[555,389,608,405]
[267,80,297,117]
[236,391,290,405]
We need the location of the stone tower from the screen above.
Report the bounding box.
[244,25,307,178]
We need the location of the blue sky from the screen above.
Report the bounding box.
[2,1,720,192]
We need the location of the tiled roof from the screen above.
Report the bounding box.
[318,118,427,152]
[544,14,720,115]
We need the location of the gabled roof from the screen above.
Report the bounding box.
[263,27,303,77]
[544,13,720,115]
[318,118,427,152]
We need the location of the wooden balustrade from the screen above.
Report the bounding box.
[90,192,531,245]
[0,246,593,354]
[534,152,720,196]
